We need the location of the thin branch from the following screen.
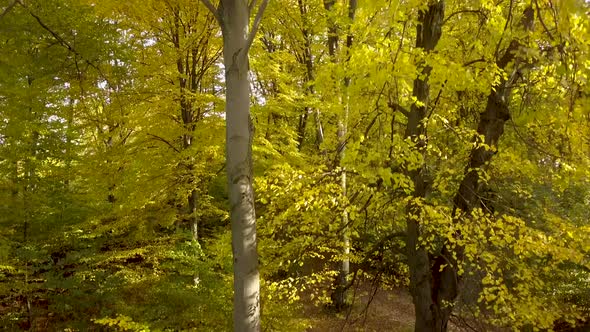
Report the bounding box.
[199,0,221,25]
[463,58,486,67]
[387,101,409,117]
[119,129,134,146]
[427,78,447,119]
[442,9,484,25]
[215,163,225,175]
[449,314,480,332]
[26,7,113,88]
[494,0,514,60]
[243,0,269,55]
[390,20,408,67]
[146,133,181,153]
[534,0,554,40]
[509,118,561,160]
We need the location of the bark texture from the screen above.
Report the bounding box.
[216,0,264,330]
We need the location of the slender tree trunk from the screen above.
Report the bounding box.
[23,75,37,331]
[200,0,268,330]
[187,189,198,242]
[223,12,260,332]
[171,5,198,238]
[329,0,357,309]
[402,2,445,331]
[170,4,217,244]
[323,0,342,307]
[296,0,315,150]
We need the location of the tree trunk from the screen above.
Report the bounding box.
[329,0,357,309]
[296,0,315,150]
[216,0,265,330]
[402,2,445,331]
[430,7,535,330]
[189,189,198,242]
[201,0,267,330]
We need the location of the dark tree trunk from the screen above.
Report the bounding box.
[402,2,445,331]
[428,6,535,332]
[295,0,315,150]
[169,5,217,241]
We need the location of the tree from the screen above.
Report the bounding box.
[400,2,445,330]
[321,0,357,309]
[199,0,269,330]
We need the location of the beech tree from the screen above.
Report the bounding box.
[200,0,269,330]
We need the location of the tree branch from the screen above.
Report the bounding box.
[534,0,554,41]
[463,58,486,67]
[494,0,514,60]
[442,9,484,25]
[146,133,181,153]
[26,7,113,88]
[387,101,409,117]
[199,0,221,26]
[243,0,269,55]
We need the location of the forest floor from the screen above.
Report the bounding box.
[303,286,414,332]
[302,283,468,332]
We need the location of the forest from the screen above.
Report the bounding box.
[0,0,589,331]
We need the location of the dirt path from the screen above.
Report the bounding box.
[301,283,472,332]
[303,285,415,332]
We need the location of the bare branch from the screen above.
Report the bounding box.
[243,0,269,55]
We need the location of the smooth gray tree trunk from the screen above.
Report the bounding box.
[221,3,259,330]
[200,0,269,330]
